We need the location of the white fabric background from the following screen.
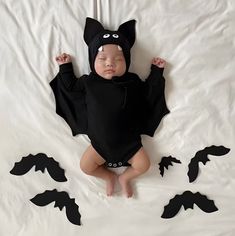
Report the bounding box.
[0,0,235,235]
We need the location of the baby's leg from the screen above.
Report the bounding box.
[118,147,150,198]
[80,145,117,196]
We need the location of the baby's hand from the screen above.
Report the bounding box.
[56,53,72,65]
[152,57,166,68]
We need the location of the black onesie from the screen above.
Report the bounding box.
[50,18,170,167]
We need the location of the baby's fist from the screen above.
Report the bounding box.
[56,53,72,65]
[152,57,166,68]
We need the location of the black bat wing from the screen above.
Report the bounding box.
[159,165,165,177]
[187,155,203,183]
[159,156,181,177]
[161,191,193,218]
[194,192,218,213]
[206,145,230,156]
[30,189,58,206]
[64,198,81,226]
[10,154,40,175]
[187,145,230,182]
[30,189,81,225]
[161,196,182,218]
[140,66,170,137]
[159,157,169,177]
[50,73,88,136]
[46,157,67,182]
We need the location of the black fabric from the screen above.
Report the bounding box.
[50,63,169,166]
[161,191,218,218]
[30,189,81,225]
[158,156,181,177]
[50,63,88,135]
[10,153,67,182]
[187,145,230,182]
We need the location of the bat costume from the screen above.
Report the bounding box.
[50,17,170,167]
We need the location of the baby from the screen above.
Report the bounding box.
[50,18,169,198]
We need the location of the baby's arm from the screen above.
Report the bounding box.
[151,57,166,68]
[55,53,83,90]
[145,57,166,84]
[50,53,87,135]
[144,57,167,107]
[140,57,169,136]
[56,53,72,65]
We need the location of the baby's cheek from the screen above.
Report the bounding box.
[119,62,127,74]
[94,62,103,74]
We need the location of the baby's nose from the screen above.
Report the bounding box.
[106,59,114,67]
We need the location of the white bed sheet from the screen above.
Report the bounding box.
[1,0,235,235]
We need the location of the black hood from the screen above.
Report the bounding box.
[83,17,136,73]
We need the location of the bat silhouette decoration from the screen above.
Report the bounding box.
[161,190,218,218]
[159,156,181,176]
[187,145,230,182]
[10,153,67,182]
[30,189,81,225]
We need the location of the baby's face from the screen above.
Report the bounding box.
[94,44,126,80]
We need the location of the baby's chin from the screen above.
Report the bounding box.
[101,72,124,80]
[103,75,113,80]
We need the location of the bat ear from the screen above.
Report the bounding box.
[118,19,136,48]
[84,17,104,45]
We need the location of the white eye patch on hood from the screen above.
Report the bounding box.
[102,34,120,39]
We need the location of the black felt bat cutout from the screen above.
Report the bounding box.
[158,156,181,176]
[10,153,67,182]
[187,145,230,182]
[161,190,218,218]
[30,189,81,225]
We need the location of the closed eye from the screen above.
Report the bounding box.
[115,57,124,61]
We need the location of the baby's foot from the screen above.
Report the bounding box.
[118,175,133,198]
[106,173,117,197]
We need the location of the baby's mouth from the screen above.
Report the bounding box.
[105,69,115,73]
